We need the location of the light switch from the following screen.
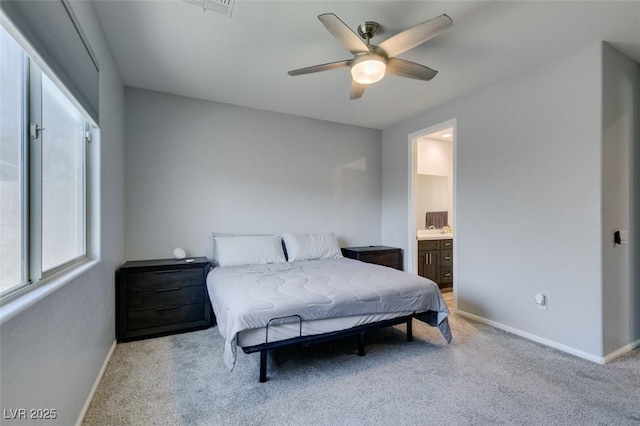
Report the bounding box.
[615,230,628,245]
[620,230,628,245]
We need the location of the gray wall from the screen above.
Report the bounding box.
[0,2,125,425]
[601,43,640,354]
[124,88,382,260]
[382,42,638,360]
[635,53,640,345]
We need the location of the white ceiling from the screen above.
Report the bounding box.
[421,127,454,143]
[91,0,640,130]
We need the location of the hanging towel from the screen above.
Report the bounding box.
[425,211,448,229]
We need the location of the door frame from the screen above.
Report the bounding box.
[407,118,457,282]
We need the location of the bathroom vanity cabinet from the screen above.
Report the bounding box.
[417,239,452,291]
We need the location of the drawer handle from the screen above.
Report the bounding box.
[154,269,181,274]
[444,273,452,278]
[154,287,181,293]
[443,256,451,261]
[155,305,181,312]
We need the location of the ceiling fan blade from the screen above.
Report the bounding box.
[378,14,453,58]
[288,59,351,76]
[350,81,366,100]
[387,58,438,81]
[318,13,369,55]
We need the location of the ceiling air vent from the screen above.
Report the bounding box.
[183,0,235,17]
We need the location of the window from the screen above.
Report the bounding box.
[0,25,90,298]
[40,72,87,273]
[0,25,25,293]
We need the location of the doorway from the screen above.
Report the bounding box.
[408,119,456,295]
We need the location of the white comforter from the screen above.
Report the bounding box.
[206,258,450,370]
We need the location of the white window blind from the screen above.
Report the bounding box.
[1,0,99,124]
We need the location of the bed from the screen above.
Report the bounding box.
[206,233,451,382]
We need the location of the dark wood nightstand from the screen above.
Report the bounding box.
[341,246,403,270]
[116,257,212,342]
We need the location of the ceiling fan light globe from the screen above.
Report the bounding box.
[350,56,386,85]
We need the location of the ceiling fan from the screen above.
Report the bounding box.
[288,13,453,100]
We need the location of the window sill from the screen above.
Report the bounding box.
[0,259,99,325]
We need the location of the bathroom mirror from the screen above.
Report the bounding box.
[416,174,448,229]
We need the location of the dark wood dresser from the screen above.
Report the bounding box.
[341,246,403,270]
[116,257,212,342]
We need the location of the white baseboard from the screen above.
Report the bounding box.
[603,338,640,363]
[456,310,607,364]
[75,340,117,426]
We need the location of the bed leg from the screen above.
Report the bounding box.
[407,318,413,342]
[358,332,365,356]
[259,350,268,383]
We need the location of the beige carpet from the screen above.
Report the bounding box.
[83,302,639,425]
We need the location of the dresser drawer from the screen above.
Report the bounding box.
[441,250,453,266]
[126,268,203,292]
[440,239,453,249]
[418,240,440,251]
[127,286,204,311]
[127,303,206,331]
[440,266,453,284]
[359,252,400,268]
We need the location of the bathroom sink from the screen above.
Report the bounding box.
[417,230,453,240]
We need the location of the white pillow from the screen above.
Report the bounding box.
[281,233,343,262]
[212,232,265,262]
[214,235,286,267]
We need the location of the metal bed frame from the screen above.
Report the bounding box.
[241,311,440,382]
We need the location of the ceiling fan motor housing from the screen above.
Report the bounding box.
[357,21,381,42]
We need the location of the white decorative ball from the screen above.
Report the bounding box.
[173,248,186,260]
